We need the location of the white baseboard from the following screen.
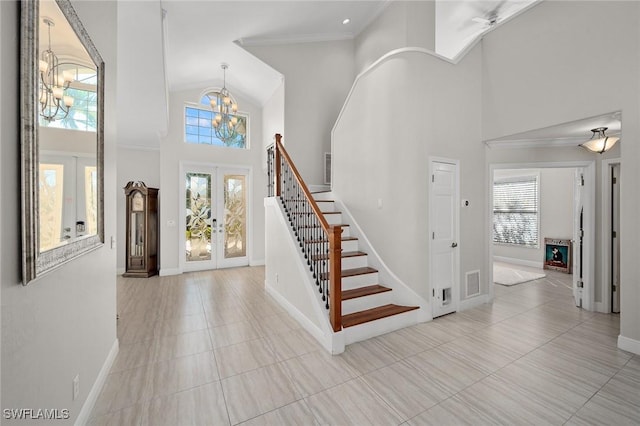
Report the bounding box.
[75,339,119,426]
[264,281,339,353]
[459,294,490,311]
[249,259,265,266]
[493,256,543,269]
[159,268,181,276]
[618,335,640,356]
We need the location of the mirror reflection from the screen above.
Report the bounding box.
[38,0,98,253]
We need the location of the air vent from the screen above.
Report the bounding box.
[466,270,481,297]
[324,152,331,185]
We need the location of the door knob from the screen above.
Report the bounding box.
[451,242,458,248]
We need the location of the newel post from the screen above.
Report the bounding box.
[274,133,282,197]
[329,225,343,332]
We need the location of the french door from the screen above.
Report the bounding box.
[182,164,249,271]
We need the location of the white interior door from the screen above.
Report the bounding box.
[430,160,459,318]
[573,168,585,307]
[183,165,249,272]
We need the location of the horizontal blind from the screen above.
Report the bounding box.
[493,176,538,246]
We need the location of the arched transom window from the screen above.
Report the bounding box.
[184,92,248,149]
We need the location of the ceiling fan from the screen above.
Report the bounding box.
[470,0,508,29]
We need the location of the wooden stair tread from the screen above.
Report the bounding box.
[320,266,377,281]
[311,251,366,261]
[341,266,377,277]
[342,304,419,328]
[342,285,391,301]
[284,199,334,203]
[297,224,349,229]
[291,211,341,215]
[305,236,357,244]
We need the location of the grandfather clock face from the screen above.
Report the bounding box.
[132,192,144,212]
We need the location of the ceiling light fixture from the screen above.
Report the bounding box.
[579,127,620,154]
[208,63,239,144]
[342,18,351,25]
[39,17,75,122]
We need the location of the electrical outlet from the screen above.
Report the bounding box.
[73,375,80,401]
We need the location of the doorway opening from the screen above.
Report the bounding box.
[488,161,596,311]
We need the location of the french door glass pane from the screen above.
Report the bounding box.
[84,166,98,235]
[186,172,212,262]
[223,175,246,259]
[39,163,65,251]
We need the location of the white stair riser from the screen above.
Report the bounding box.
[312,192,333,201]
[324,214,343,225]
[305,239,358,253]
[343,309,420,345]
[341,272,379,290]
[342,291,394,315]
[341,240,359,252]
[293,226,349,237]
[317,201,336,212]
[337,255,368,270]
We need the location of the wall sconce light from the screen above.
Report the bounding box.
[579,127,619,154]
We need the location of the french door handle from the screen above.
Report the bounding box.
[451,242,458,248]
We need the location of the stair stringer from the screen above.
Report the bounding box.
[264,197,346,354]
[331,193,431,324]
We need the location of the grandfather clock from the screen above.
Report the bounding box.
[124,181,159,277]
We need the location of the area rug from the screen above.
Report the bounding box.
[494,264,546,286]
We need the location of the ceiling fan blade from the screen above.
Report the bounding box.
[472,17,490,25]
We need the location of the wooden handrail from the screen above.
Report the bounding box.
[274,134,332,234]
[273,133,342,332]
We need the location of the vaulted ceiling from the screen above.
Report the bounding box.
[114,1,544,147]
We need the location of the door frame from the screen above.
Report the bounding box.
[428,157,460,318]
[179,161,253,273]
[488,161,596,310]
[600,158,621,313]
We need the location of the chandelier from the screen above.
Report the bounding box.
[579,127,620,154]
[208,63,240,143]
[39,17,74,122]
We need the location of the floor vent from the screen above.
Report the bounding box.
[466,270,481,297]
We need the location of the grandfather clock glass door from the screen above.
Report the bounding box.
[184,166,249,272]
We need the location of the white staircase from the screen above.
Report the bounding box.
[312,191,421,345]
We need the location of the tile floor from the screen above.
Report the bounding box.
[88,265,639,425]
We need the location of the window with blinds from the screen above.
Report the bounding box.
[493,176,539,247]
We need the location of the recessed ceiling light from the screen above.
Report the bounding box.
[342,18,351,25]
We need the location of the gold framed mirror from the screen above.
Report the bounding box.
[21,0,104,284]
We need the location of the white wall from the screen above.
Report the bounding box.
[243,40,355,186]
[355,1,436,73]
[493,168,574,267]
[1,1,118,423]
[40,127,96,154]
[480,0,640,346]
[116,147,161,272]
[333,46,485,302]
[261,81,284,151]
[159,88,266,274]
